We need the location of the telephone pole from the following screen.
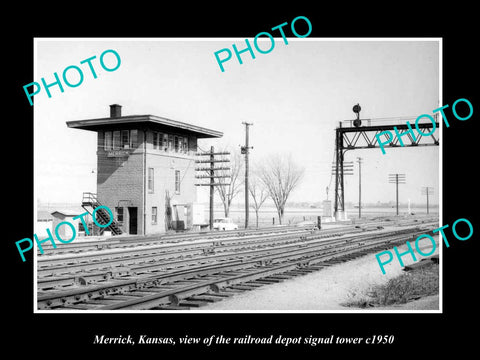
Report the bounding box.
[421,186,434,214]
[241,122,253,229]
[195,147,230,229]
[388,173,406,216]
[209,147,215,228]
[357,157,362,219]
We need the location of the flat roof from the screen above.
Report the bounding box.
[66,114,223,138]
[51,209,83,217]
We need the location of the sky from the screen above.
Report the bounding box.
[34,38,440,207]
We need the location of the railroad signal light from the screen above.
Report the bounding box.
[353,103,362,127]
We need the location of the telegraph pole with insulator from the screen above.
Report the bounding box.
[357,157,363,219]
[421,186,434,214]
[241,122,253,229]
[195,148,231,230]
[388,173,406,216]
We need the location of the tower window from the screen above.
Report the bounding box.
[121,130,130,149]
[178,137,184,153]
[182,136,188,153]
[130,129,137,149]
[104,131,112,151]
[113,131,121,150]
[148,168,154,193]
[174,136,179,152]
[115,207,124,222]
[163,134,168,151]
[152,207,157,225]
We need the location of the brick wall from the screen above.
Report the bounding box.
[144,152,197,233]
[97,131,144,234]
[96,129,198,235]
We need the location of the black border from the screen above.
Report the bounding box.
[7,5,478,356]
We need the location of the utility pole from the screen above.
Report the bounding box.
[388,173,406,216]
[194,148,230,230]
[421,186,434,214]
[357,157,362,219]
[209,146,215,228]
[241,122,253,229]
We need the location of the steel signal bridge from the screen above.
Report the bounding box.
[333,104,439,220]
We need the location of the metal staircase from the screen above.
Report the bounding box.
[81,192,123,235]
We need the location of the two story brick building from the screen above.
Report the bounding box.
[67,105,222,235]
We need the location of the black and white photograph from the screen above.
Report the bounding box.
[33,38,441,313]
[7,6,478,356]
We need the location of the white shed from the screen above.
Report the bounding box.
[51,209,87,240]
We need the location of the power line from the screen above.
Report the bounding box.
[357,157,363,218]
[421,186,434,214]
[388,173,406,216]
[195,147,231,229]
[241,122,253,229]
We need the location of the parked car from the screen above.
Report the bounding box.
[213,218,238,231]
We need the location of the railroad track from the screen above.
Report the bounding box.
[36,216,429,256]
[36,225,319,256]
[37,220,438,310]
[36,217,434,278]
[36,228,359,290]
[36,218,412,284]
[36,226,361,279]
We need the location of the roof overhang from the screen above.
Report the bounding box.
[66,115,223,138]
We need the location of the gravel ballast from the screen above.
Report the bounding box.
[202,238,440,311]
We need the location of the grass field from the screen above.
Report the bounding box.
[343,262,439,308]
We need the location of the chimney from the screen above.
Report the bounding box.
[110,104,122,118]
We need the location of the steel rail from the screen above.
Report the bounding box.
[37,215,438,256]
[36,223,373,277]
[37,227,323,268]
[37,228,358,290]
[37,224,434,310]
[36,230,322,277]
[36,225,319,255]
[37,216,435,271]
[106,227,435,310]
[37,222,436,288]
[36,222,401,279]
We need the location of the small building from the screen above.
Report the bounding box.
[51,209,87,239]
[67,105,222,235]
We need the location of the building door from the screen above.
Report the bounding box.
[128,207,138,234]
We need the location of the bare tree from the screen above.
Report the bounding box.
[248,172,268,228]
[258,155,304,225]
[214,148,244,218]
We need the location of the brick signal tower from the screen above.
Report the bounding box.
[67,104,222,235]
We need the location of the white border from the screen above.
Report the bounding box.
[33,37,442,314]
